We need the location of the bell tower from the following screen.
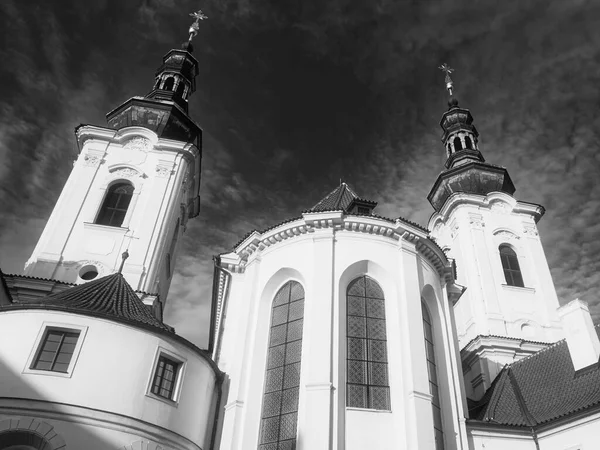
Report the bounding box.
[428,65,564,400]
[24,13,207,315]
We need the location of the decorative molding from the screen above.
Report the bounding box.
[111,167,140,178]
[493,229,520,242]
[490,201,510,213]
[0,398,199,450]
[450,219,460,239]
[224,400,245,411]
[83,153,103,167]
[0,417,66,449]
[155,164,173,178]
[468,213,485,230]
[124,137,152,153]
[119,441,172,450]
[523,223,539,237]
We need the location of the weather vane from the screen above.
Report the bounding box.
[439,63,454,96]
[188,9,208,42]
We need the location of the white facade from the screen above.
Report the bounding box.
[0,308,219,450]
[429,191,565,399]
[213,211,468,450]
[24,125,200,306]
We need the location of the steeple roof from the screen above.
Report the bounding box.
[309,183,377,213]
[35,273,170,331]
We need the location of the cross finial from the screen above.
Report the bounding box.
[118,250,129,274]
[188,9,208,42]
[439,63,454,96]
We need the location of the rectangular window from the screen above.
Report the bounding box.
[31,329,81,373]
[151,355,181,400]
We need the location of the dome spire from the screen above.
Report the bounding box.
[439,63,454,97]
[188,9,208,43]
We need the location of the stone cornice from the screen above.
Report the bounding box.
[428,191,546,230]
[222,213,452,283]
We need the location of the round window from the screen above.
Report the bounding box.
[79,265,99,280]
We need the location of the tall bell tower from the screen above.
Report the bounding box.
[428,66,564,400]
[24,14,207,315]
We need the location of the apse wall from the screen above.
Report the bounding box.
[215,214,468,450]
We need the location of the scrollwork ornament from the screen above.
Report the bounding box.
[155,165,172,178]
[468,214,485,230]
[124,137,152,153]
[83,154,102,167]
[523,224,539,237]
[113,167,139,178]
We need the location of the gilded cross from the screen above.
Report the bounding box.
[439,63,454,96]
[188,9,208,42]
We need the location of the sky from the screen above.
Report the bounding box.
[0,0,599,349]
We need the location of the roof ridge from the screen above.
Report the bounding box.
[509,337,566,368]
[507,366,537,426]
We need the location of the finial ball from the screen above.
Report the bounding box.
[448,97,459,108]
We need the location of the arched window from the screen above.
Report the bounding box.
[422,302,444,450]
[499,245,524,287]
[176,81,185,98]
[465,136,473,149]
[95,182,134,227]
[346,276,390,410]
[258,281,305,450]
[0,430,51,449]
[453,136,462,151]
[163,76,174,91]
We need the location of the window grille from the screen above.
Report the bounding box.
[422,303,444,450]
[151,355,180,400]
[258,281,305,450]
[31,329,80,373]
[95,182,134,227]
[499,245,524,287]
[346,276,390,410]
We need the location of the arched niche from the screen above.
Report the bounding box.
[0,418,66,449]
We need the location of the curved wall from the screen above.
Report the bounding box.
[215,218,467,450]
[0,310,219,450]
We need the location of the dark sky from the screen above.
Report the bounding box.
[1,0,599,348]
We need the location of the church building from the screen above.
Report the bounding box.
[0,13,599,450]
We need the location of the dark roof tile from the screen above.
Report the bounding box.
[40,273,170,331]
[473,327,600,426]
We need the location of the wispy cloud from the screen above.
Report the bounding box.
[1,0,600,348]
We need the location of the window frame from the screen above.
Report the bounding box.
[94,181,135,228]
[23,322,88,378]
[146,346,187,406]
[345,275,391,411]
[258,280,306,450]
[499,244,525,288]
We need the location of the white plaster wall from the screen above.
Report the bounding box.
[536,412,600,450]
[467,428,536,450]
[215,219,467,450]
[0,309,218,449]
[430,193,564,348]
[24,126,197,303]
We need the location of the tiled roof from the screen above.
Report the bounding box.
[472,327,600,426]
[4,273,171,331]
[309,183,376,213]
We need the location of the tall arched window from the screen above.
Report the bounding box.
[499,245,524,287]
[422,302,444,450]
[453,136,463,151]
[95,182,134,227]
[176,81,185,98]
[346,276,390,410]
[258,281,305,450]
